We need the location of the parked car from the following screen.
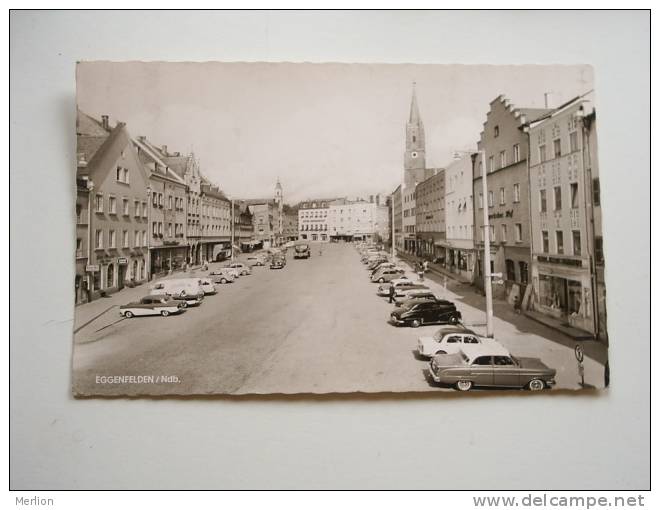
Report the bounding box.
[371,268,407,283]
[210,268,237,283]
[246,255,266,266]
[417,326,506,358]
[389,300,462,328]
[270,257,285,269]
[369,261,397,275]
[376,277,414,296]
[367,257,390,270]
[393,289,438,305]
[120,295,185,318]
[225,262,252,276]
[428,344,557,391]
[197,277,218,295]
[149,279,205,306]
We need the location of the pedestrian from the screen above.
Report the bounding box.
[388,283,395,304]
[513,295,521,314]
[423,260,429,273]
[417,262,424,282]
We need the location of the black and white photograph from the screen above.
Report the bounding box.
[72,61,609,396]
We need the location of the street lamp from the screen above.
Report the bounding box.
[230,198,235,262]
[460,150,494,338]
[146,185,152,280]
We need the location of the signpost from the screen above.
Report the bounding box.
[86,264,99,272]
[117,257,128,265]
[575,344,585,387]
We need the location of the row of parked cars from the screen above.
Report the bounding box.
[356,243,557,392]
[118,256,269,319]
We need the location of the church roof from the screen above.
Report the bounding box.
[409,82,422,124]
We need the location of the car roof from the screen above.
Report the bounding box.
[459,343,510,358]
[435,325,476,335]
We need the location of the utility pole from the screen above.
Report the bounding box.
[231,198,235,262]
[390,194,395,259]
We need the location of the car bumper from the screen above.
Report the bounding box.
[389,316,405,326]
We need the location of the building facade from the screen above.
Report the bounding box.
[327,199,377,242]
[76,112,150,299]
[133,137,189,277]
[415,169,445,259]
[527,94,606,340]
[440,154,476,281]
[473,95,550,301]
[391,185,403,251]
[75,178,91,304]
[298,198,335,242]
[200,181,231,262]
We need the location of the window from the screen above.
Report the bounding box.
[499,187,506,205]
[501,224,507,242]
[570,182,579,209]
[123,230,129,248]
[494,356,515,366]
[499,150,506,168]
[572,230,582,256]
[542,231,549,253]
[494,125,499,137]
[142,202,147,218]
[513,144,520,163]
[152,192,158,206]
[553,138,561,158]
[595,236,604,265]
[168,223,173,237]
[152,222,158,235]
[556,231,564,254]
[570,131,578,152]
[554,186,562,211]
[158,193,163,207]
[478,193,483,209]
[134,230,140,246]
[490,225,495,241]
[109,196,117,214]
[513,183,520,203]
[123,198,129,216]
[95,229,103,249]
[488,191,493,208]
[519,261,528,284]
[539,190,547,212]
[593,178,600,206]
[488,156,494,173]
[134,200,140,217]
[539,145,547,163]
[109,230,116,248]
[473,356,492,366]
[95,194,104,213]
[169,196,173,210]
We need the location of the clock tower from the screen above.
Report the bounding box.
[404,82,427,187]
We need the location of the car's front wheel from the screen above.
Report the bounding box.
[161,310,170,317]
[528,379,546,391]
[456,380,473,391]
[411,319,421,328]
[124,311,134,318]
[220,278,227,284]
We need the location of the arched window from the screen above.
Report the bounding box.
[106,264,115,288]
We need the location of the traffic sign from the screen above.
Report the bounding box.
[86,264,99,272]
[575,344,585,363]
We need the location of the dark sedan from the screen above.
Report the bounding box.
[390,301,461,328]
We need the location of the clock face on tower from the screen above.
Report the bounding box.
[411,151,418,159]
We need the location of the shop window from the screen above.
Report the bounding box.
[505,259,516,281]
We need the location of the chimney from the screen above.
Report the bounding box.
[161,145,168,156]
[544,92,552,109]
[101,115,109,130]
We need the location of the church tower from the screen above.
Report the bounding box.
[404,82,427,187]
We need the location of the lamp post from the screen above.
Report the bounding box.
[231,198,235,262]
[86,178,94,302]
[146,185,152,280]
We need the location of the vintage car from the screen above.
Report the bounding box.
[369,261,397,276]
[119,295,185,318]
[246,255,267,266]
[270,257,285,269]
[371,267,407,283]
[389,300,462,328]
[376,277,413,296]
[428,344,557,391]
[417,326,506,358]
[225,262,252,276]
[210,268,236,283]
[197,277,218,295]
[367,257,390,270]
[149,279,205,306]
[392,288,434,304]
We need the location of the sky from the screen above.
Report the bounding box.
[77,62,592,203]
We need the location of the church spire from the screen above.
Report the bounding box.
[409,81,422,124]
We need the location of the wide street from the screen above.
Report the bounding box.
[72,242,606,396]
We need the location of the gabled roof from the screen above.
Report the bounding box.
[132,137,186,186]
[76,110,111,167]
[76,110,109,137]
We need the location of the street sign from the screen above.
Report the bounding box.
[117,257,128,265]
[86,264,99,272]
[575,344,585,363]
[490,272,503,278]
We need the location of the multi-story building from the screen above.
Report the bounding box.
[375,203,390,245]
[527,93,606,341]
[391,185,403,251]
[281,204,299,242]
[200,180,231,262]
[76,111,150,299]
[327,199,377,242]
[247,202,275,246]
[473,95,550,300]
[233,202,254,252]
[415,169,445,259]
[440,154,476,281]
[133,137,189,277]
[298,198,335,242]
[75,176,91,304]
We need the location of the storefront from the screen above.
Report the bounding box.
[151,246,187,276]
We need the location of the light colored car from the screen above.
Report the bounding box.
[246,255,266,266]
[210,268,237,283]
[428,344,557,391]
[376,277,412,296]
[226,262,252,276]
[417,326,506,358]
[394,287,433,302]
[371,267,406,283]
[149,279,204,306]
[197,277,218,295]
[120,295,185,318]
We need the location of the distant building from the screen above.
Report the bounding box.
[473,95,551,300]
[415,169,446,259]
[327,199,378,242]
[298,198,335,242]
[76,111,150,300]
[391,185,403,251]
[527,92,606,341]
